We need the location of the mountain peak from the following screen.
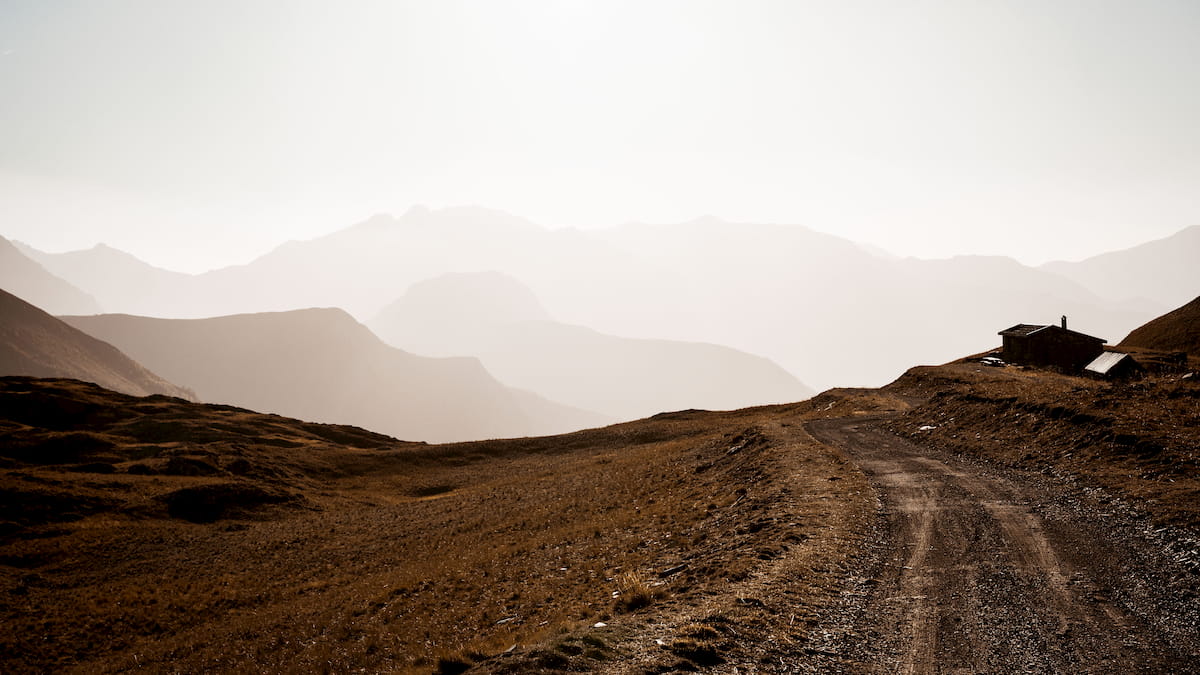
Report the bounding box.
[85,243,140,261]
[379,271,551,327]
[400,205,542,231]
[0,236,102,315]
[686,214,728,226]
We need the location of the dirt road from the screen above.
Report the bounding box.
[806,415,1199,674]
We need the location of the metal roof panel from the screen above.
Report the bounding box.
[1084,351,1129,375]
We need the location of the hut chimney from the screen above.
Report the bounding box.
[1061,315,1067,329]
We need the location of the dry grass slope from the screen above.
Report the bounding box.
[1120,295,1200,356]
[0,376,876,673]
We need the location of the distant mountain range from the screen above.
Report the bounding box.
[0,288,192,399]
[14,240,191,318]
[1,237,99,315]
[16,207,638,320]
[578,219,1169,388]
[63,308,609,443]
[1043,227,1200,311]
[369,271,813,420]
[8,211,1196,389]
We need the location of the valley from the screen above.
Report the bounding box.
[11,209,1191,391]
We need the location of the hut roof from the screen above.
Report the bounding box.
[1084,351,1133,376]
[998,324,1106,343]
[999,324,1047,337]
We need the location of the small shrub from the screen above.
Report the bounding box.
[530,648,570,669]
[613,572,665,612]
[555,641,583,656]
[669,638,723,666]
[678,623,721,640]
[580,634,606,649]
[433,656,472,675]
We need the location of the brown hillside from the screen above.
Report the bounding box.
[63,309,607,443]
[0,289,193,399]
[0,376,877,673]
[1119,295,1200,355]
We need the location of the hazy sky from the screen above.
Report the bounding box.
[2,0,1198,272]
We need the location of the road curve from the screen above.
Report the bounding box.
[807,415,1195,674]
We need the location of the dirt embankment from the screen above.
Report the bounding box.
[885,362,1200,529]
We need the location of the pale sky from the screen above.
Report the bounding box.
[2,0,1198,272]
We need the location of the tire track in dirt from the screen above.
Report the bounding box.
[807,416,1191,674]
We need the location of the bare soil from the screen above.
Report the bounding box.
[806,413,1200,673]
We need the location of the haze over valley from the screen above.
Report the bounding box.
[7,212,1192,400]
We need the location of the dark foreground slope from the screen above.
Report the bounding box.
[6,346,1198,673]
[0,289,193,399]
[0,377,871,673]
